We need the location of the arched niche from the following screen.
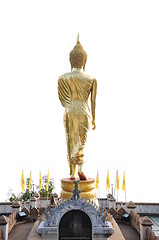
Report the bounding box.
[59,209,92,240]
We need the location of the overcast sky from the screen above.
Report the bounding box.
[0,0,159,202]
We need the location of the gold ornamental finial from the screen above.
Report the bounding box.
[70,34,87,71]
[77,33,80,44]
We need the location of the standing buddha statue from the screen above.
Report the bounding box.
[58,35,97,180]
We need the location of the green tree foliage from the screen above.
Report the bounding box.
[9,193,19,202]
[9,178,33,202]
[38,175,54,198]
[9,175,55,202]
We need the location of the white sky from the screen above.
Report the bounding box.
[0,1,159,203]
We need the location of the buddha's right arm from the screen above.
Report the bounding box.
[58,78,70,107]
[91,79,97,130]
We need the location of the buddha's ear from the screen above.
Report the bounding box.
[83,65,85,71]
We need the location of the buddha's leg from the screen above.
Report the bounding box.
[78,162,83,173]
[77,148,84,173]
[70,164,76,179]
[78,162,87,180]
[77,114,89,180]
[64,112,74,178]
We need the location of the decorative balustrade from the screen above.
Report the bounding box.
[8,210,16,234]
[130,209,140,233]
[147,223,159,240]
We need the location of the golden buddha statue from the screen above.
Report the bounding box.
[58,35,97,180]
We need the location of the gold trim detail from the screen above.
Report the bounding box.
[61,178,95,192]
[60,178,97,201]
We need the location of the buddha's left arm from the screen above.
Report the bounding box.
[91,79,97,130]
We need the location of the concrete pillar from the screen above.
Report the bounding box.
[0,215,9,240]
[140,216,153,240]
[11,201,21,214]
[126,201,136,214]
[34,192,40,199]
[30,196,37,208]
[108,196,116,209]
[34,192,40,208]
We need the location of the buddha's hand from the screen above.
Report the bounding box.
[92,120,96,130]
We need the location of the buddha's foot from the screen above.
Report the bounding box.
[78,172,87,180]
[70,177,76,180]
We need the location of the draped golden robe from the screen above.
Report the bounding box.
[58,69,97,175]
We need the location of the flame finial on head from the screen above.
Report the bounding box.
[77,33,80,44]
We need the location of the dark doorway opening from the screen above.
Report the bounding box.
[59,210,92,240]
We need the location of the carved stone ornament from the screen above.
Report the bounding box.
[44,180,108,228]
[37,181,114,239]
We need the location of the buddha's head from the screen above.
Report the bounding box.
[69,34,87,71]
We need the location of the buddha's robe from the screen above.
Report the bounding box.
[58,69,97,167]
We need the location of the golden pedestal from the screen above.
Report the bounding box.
[60,178,97,201]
